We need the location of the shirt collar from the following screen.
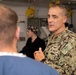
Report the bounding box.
[0,52,26,57]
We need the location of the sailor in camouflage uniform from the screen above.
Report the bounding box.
[44,28,76,75]
[34,4,76,75]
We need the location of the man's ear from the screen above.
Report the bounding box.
[63,16,67,23]
[15,26,20,40]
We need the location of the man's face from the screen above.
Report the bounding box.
[47,6,67,34]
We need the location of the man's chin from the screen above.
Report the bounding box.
[49,28,55,32]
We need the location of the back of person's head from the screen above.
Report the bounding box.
[27,25,38,35]
[0,4,18,45]
[49,4,68,17]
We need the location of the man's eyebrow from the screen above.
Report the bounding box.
[47,14,58,17]
[47,14,50,17]
[47,14,50,16]
[52,14,58,16]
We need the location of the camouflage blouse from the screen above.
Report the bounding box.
[44,28,76,75]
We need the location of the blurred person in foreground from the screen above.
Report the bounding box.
[0,4,59,75]
[34,4,76,75]
[20,25,46,59]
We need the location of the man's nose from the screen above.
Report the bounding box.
[48,17,53,22]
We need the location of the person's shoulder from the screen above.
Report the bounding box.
[66,29,76,36]
[27,37,31,40]
[23,57,59,75]
[26,37,31,43]
[37,37,45,42]
[68,30,76,41]
[62,29,76,45]
[38,37,45,45]
[60,30,76,54]
[64,29,76,40]
[11,56,59,75]
[0,56,59,75]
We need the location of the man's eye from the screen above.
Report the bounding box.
[52,15,58,18]
[47,15,50,18]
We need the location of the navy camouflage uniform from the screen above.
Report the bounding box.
[44,28,76,75]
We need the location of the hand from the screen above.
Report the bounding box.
[34,47,45,62]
